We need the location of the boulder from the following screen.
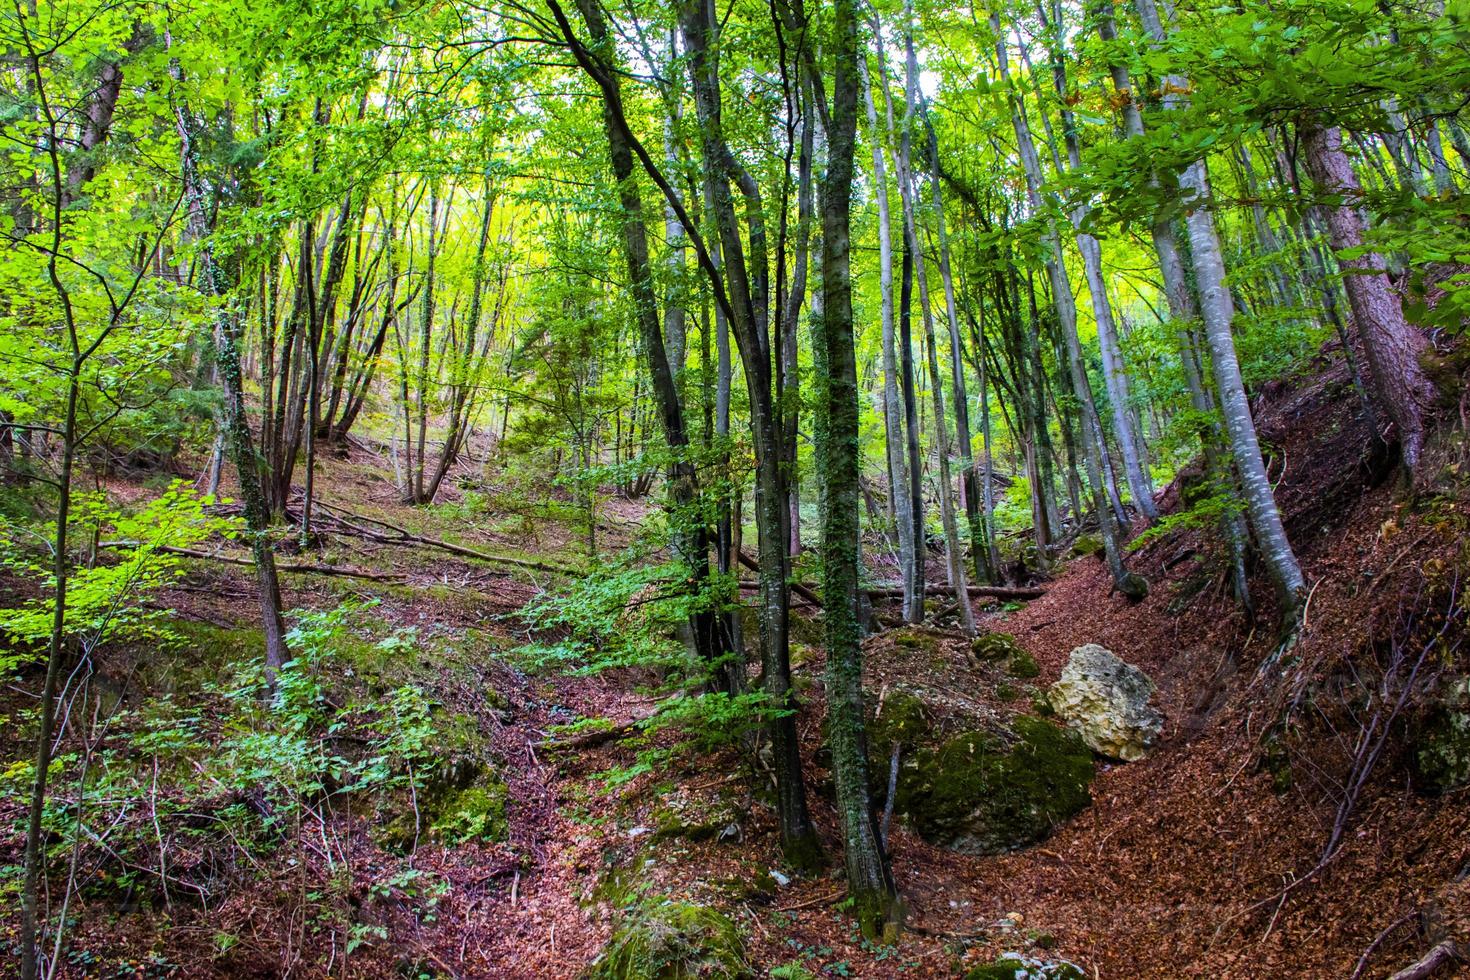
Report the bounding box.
[971,631,1025,663]
[866,687,1094,855]
[1047,644,1163,761]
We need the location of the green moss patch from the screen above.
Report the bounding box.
[897,716,1093,854]
[892,628,942,655]
[966,954,1085,980]
[866,689,930,757]
[584,898,751,979]
[972,632,1023,663]
[1006,649,1041,679]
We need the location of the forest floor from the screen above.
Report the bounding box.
[4,345,1470,978]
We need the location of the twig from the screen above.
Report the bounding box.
[1387,941,1463,980]
[1349,910,1420,980]
[774,889,846,913]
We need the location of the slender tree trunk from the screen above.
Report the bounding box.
[994,11,1142,598]
[1096,0,1251,609]
[814,0,903,932]
[1132,0,1306,622]
[1036,1,1156,522]
[860,52,918,615]
[895,11,974,632]
[1299,123,1435,478]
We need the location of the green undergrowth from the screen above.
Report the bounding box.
[1,598,506,921]
[514,555,783,787]
[584,892,752,980]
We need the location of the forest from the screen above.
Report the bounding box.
[2,0,1469,975]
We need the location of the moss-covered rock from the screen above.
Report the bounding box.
[896,716,1093,854]
[584,898,752,979]
[866,689,931,757]
[1070,535,1104,559]
[1411,677,1470,794]
[1006,649,1041,679]
[966,953,1085,980]
[650,789,741,843]
[972,632,1024,663]
[892,628,941,654]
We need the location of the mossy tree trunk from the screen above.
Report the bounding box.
[814,0,903,938]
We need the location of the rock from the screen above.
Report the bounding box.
[650,788,742,843]
[965,952,1085,980]
[1047,644,1163,761]
[972,632,1024,663]
[1411,677,1470,794]
[1070,534,1104,559]
[1005,648,1040,679]
[584,898,751,979]
[858,684,1094,855]
[898,716,1094,854]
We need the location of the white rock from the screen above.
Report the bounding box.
[1048,644,1163,761]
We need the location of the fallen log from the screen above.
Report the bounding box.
[306,498,580,576]
[735,550,825,608]
[538,719,644,751]
[865,583,1044,600]
[735,579,1043,602]
[100,542,407,582]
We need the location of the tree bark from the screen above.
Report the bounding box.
[1133,0,1306,622]
[815,0,903,933]
[1299,122,1435,478]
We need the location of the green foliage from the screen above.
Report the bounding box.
[585,896,752,980]
[0,483,231,669]
[1128,474,1245,553]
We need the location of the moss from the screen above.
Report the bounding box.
[866,689,930,756]
[584,898,752,979]
[900,716,1093,854]
[966,956,1084,980]
[1118,572,1150,602]
[1070,535,1104,559]
[892,629,941,655]
[1257,735,1293,795]
[380,766,509,850]
[153,622,267,693]
[429,782,509,844]
[780,832,827,876]
[650,791,739,843]
[1006,649,1041,679]
[996,683,1019,702]
[1411,678,1470,794]
[972,632,1023,663]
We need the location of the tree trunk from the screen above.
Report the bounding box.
[994,12,1142,599]
[815,0,903,934]
[860,49,918,617]
[895,11,974,632]
[1299,122,1435,478]
[1131,0,1306,622]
